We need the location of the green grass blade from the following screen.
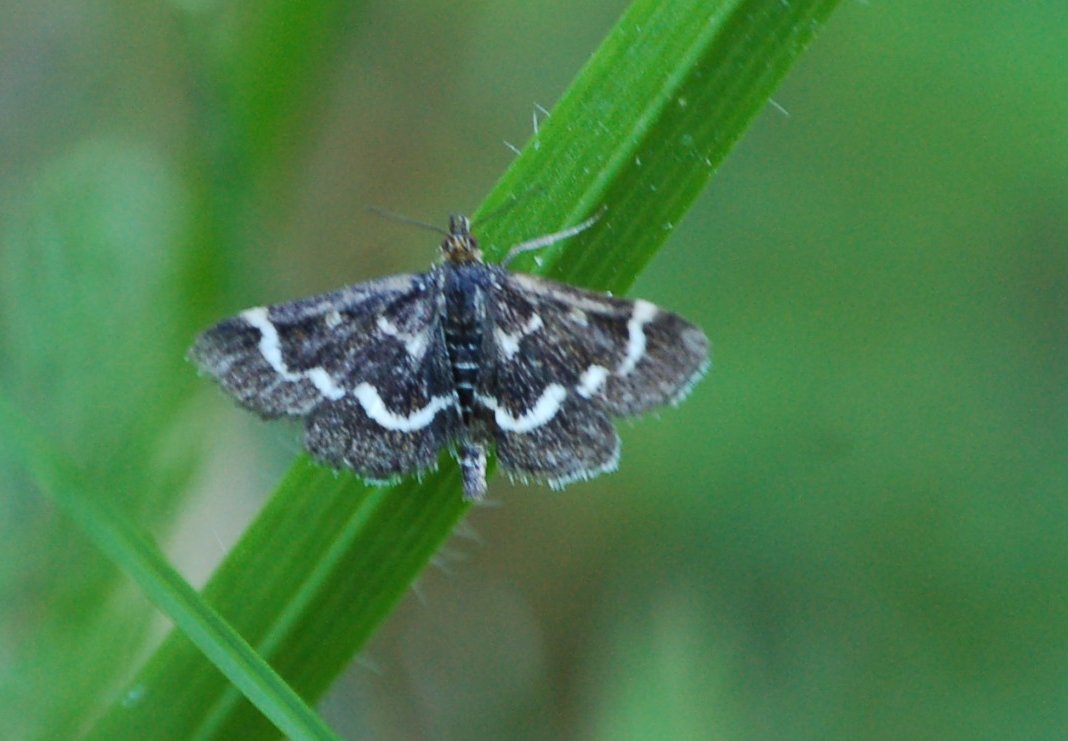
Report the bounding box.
[94,0,840,737]
[0,398,339,741]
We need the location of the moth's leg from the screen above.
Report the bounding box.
[501,209,603,267]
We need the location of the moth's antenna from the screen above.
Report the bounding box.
[502,206,606,267]
[473,188,543,228]
[368,206,449,236]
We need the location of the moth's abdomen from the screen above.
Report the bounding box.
[444,320,480,424]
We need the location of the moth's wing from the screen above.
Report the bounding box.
[191,271,461,481]
[192,273,425,417]
[480,270,707,487]
[490,271,709,416]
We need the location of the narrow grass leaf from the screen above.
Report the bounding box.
[0,398,339,741]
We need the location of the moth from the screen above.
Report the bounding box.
[190,213,709,500]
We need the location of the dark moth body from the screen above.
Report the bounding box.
[443,263,489,428]
[191,216,709,500]
[442,262,495,496]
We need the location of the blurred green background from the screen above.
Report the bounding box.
[2,1,1067,739]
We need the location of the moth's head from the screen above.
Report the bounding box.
[442,214,482,264]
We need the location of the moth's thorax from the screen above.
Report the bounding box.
[441,214,482,264]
